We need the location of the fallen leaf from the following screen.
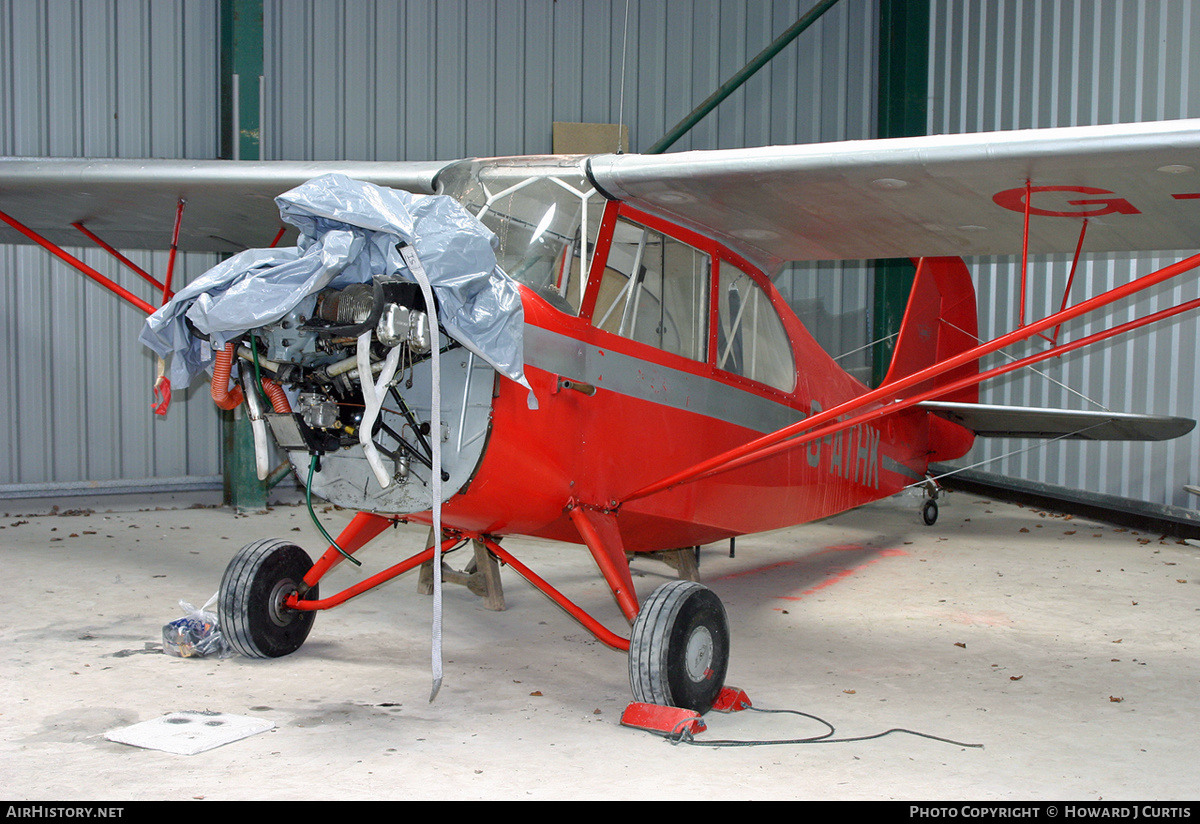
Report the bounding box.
[1109,696,1124,703]
[1009,675,1023,681]
[843,689,856,694]
[529,691,543,697]
[954,642,967,648]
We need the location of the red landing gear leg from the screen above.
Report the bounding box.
[568,507,639,621]
[564,508,753,731]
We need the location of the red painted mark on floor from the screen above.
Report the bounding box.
[783,546,907,601]
[714,559,806,581]
[712,544,907,601]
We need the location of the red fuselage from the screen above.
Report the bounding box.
[438,203,940,552]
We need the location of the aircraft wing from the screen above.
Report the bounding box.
[587,119,1200,270]
[919,401,1196,442]
[0,158,453,253]
[6,119,1200,264]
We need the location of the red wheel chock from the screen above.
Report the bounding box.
[620,703,707,736]
[620,686,752,735]
[710,685,752,712]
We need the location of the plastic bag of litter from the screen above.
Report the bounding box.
[162,593,233,659]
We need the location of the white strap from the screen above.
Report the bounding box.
[399,244,444,702]
[356,332,404,489]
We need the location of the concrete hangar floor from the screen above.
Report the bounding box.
[1,487,1198,801]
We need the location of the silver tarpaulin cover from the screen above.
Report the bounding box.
[139,173,529,392]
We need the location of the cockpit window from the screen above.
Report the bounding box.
[437,159,602,315]
[593,218,709,362]
[716,260,796,392]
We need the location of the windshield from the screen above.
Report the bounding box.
[437,158,603,314]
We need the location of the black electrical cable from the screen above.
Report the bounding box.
[652,705,984,750]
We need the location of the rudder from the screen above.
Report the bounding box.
[882,256,979,461]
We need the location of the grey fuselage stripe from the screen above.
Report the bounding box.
[524,323,804,435]
[523,323,926,486]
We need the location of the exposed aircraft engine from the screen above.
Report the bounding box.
[140,174,530,516]
[243,272,497,515]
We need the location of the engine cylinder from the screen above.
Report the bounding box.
[316,284,374,325]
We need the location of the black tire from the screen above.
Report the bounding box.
[628,580,729,713]
[921,498,939,526]
[219,539,318,658]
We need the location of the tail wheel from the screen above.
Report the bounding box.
[921,497,939,526]
[629,580,729,713]
[219,539,318,659]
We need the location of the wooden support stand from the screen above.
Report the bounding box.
[417,530,505,611]
[629,546,700,582]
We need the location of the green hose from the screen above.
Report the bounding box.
[306,453,362,567]
[249,335,267,400]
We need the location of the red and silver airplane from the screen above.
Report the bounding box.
[2,118,1199,716]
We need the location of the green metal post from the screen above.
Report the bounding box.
[219,0,267,511]
[646,0,841,155]
[871,0,929,386]
[221,0,263,162]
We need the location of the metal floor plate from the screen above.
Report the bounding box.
[105,711,274,756]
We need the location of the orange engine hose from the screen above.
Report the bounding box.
[262,377,292,413]
[210,342,245,410]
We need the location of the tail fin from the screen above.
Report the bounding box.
[882,256,979,461]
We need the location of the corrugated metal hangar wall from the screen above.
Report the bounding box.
[928,0,1200,513]
[1,0,1198,519]
[0,0,223,497]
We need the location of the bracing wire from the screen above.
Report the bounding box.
[907,420,1110,494]
[940,318,1111,412]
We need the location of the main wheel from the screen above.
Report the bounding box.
[628,580,729,713]
[219,539,318,658]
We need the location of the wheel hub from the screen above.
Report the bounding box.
[684,626,714,682]
[268,577,298,627]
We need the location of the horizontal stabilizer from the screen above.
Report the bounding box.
[919,401,1196,442]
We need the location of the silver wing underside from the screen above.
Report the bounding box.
[920,401,1196,442]
[587,118,1200,269]
[0,158,453,253]
[2,119,1200,267]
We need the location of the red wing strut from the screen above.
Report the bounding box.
[618,251,1200,507]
